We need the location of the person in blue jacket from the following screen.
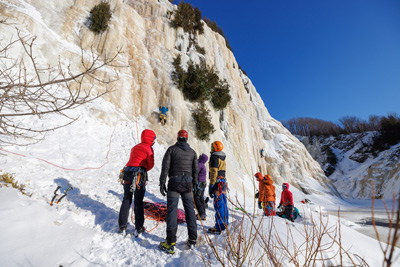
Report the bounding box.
[159,106,168,125]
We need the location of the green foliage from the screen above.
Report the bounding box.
[89,2,112,34]
[192,105,215,141]
[194,43,205,55]
[183,63,208,102]
[172,56,231,110]
[203,17,233,52]
[172,55,185,88]
[0,173,31,196]
[211,78,231,111]
[171,2,204,35]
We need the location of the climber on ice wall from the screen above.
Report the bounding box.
[159,106,168,125]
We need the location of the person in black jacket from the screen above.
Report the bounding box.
[158,130,198,254]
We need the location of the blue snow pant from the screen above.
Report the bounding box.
[213,193,229,231]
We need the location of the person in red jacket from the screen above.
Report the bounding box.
[255,173,276,216]
[277,183,294,222]
[118,129,156,236]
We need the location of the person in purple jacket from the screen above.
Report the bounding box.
[194,153,208,220]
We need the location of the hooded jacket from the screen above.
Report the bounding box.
[255,173,276,203]
[159,140,198,185]
[279,183,293,206]
[198,153,208,182]
[126,129,155,171]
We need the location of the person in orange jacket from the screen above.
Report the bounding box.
[277,183,294,222]
[254,173,276,216]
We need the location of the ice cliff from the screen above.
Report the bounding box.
[0,0,335,196]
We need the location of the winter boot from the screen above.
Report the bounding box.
[118,226,126,234]
[186,240,196,250]
[159,241,176,254]
[133,227,146,237]
[207,227,221,235]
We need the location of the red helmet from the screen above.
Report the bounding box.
[177,130,188,139]
[212,141,223,152]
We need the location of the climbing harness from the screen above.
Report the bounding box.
[120,167,147,193]
[159,114,167,126]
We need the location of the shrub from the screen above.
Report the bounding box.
[0,173,31,196]
[373,113,400,151]
[380,114,400,145]
[193,105,215,141]
[183,62,208,102]
[89,2,112,34]
[210,78,231,110]
[172,56,231,109]
[172,55,185,88]
[171,2,204,35]
[194,43,205,55]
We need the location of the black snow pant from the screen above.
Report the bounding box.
[118,184,146,230]
[284,205,294,220]
[166,190,197,244]
[194,186,206,218]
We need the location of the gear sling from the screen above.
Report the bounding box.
[121,166,148,192]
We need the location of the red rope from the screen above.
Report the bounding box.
[0,127,115,171]
[131,201,186,232]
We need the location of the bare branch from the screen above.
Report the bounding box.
[0,27,127,145]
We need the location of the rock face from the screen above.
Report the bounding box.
[300,133,400,199]
[0,0,334,196]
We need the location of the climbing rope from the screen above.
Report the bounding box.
[130,200,186,232]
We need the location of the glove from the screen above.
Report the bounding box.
[258,201,262,209]
[277,204,282,209]
[160,183,167,197]
[255,192,259,199]
[193,183,199,195]
[208,186,215,198]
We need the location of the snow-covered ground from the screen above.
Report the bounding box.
[1,100,399,266]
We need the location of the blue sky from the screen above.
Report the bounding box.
[175,0,400,123]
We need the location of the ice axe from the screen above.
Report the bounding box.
[50,185,73,206]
